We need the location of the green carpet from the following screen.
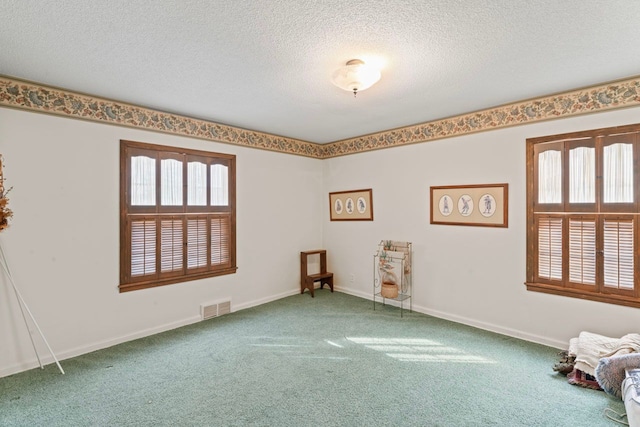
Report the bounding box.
[0,291,626,426]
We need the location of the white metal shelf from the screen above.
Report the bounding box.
[373,240,412,317]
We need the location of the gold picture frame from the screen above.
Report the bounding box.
[329,189,373,221]
[430,183,508,227]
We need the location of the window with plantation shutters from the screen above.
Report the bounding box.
[120,140,237,292]
[526,125,640,308]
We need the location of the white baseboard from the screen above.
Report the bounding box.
[334,286,370,300]
[0,315,201,378]
[336,285,566,350]
[412,304,566,349]
[1,289,300,379]
[233,288,300,311]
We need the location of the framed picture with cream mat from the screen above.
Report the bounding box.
[329,189,373,221]
[430,183,508,227]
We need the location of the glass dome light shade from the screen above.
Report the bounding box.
[331,59,381,94]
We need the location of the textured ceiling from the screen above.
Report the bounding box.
[2,1,640,144]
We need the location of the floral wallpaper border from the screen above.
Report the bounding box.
[321,76,640,158]
[1,75,639,159]
[0,77,321,158]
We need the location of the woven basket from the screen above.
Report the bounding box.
[381,282,398,298]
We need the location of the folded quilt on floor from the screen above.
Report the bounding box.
[572,332,640,377]
[559,332,640,391]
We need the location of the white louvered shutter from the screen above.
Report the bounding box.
[187,217,208,270]
[131,218,156,277]
[603,219,634,290]
[211,215,231,267]
[569,218,596,285]
[538,217,563,281]
[161,218,183,273]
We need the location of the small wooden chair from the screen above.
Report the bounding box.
[300,250,333,297]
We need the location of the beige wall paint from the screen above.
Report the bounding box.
[0,108,324,377]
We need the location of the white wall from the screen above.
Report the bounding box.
[0,108,324,377]
[325,106,640,349]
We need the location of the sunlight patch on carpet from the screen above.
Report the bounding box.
[346,337,496,364]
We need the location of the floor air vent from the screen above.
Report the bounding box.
[201,300,231,320]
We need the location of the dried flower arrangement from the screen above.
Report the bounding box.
[0,155,13,232]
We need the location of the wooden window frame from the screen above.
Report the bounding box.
[120,140,237,292]
[526,124,640,308]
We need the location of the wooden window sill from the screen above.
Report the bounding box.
[120,267,238,293]
[525,282,640,309]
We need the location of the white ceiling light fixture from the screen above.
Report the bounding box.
[331,59,381,97]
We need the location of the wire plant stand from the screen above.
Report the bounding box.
[373,240,412,317]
